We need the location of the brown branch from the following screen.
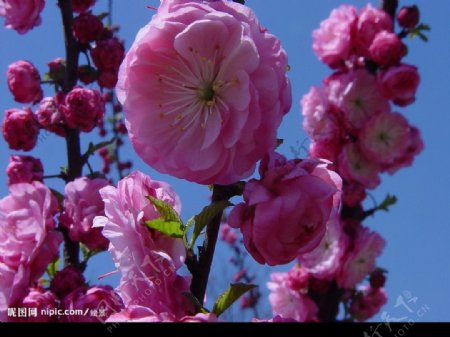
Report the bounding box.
[58,0,82,267]
[189,183,244,304]
[381,0,399,20]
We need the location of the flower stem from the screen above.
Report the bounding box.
[381,0,399,20]
[58,0,82,268]
[189,183,244,304]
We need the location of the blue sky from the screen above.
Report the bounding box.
[1,0,449,322]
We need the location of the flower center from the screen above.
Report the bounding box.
[197,82,215,104]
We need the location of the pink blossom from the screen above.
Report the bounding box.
[384,126,424,175]
[50,266,86,299]
[286,267,309,293]
[13,287,59,322]
[338,143,381,189]
[337,69,390,131]
[59,87,105,132]
[0,182,61,320]
[267,272,318,322]
[35,96,66,136]
[71,0,96,14]
[301,86,341,142]
[397,6,420,29]
[359,111,411,165]
[62,286,124,322]
[3,108,40,152]
[6,60,43,104]
[117,0,291,185]
[220,223,238,245]
[91,36,124,71]
[59,177,110,251]
[73,12,103,44]
[356,4,393,57]
[253,315,299,323]
[379,64,420,107]
[179,313,220,322]
[94,171,190,317]
[48,58,66,82]
[349,286,387,321]
[369,31,406,67]
[229,152,342,265]
[0,0,45,34]
[107,305,176,322]
[309,140,342,164]
[337,226,385,289]
[298,217,347,279]
[6,155,43,186]
[312,5,357,68]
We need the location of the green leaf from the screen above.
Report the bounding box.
[189,200,232,249]
[145,219,185,238]
[212,283,257,317]
[378,194,397,212]
[83,138,117,161]
[46,258,60,279]
[146,196,182,223]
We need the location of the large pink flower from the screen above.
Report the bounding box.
[312,5,357,68]
[94,171,190,318]
[0,0,45,34]
[229,152,342,266]
[117,0,291,185]
[59,177,110,251]
[0,182,61,321]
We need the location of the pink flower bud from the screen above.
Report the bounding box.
[15,288,59,322]
[0,0,45,34]
[349,286,387,321]
[35,96,66,136]
[356,4,393,57]
[2,108,40,151]
[369,269,386,289]
[77,65,98,84]
[73,12,103,44]
[48,58,66,83]
[97,71,118,89]
[6,60,43,104]
[379,64,420,107]
[397,5,420,29]
[71,0,96,14]
[369,31,406,67]
[91,37,125,73]
[60,87,105,132]
[50,266,86,299]
[6,155,43,185]
[62,286,124,322]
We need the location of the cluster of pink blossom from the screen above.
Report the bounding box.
[266,4,424,322]
[304,3,423,204]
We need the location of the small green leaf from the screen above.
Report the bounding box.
[145,219,185,238]
[189,200,232,249]
[46,258,60,279]
[212,283,257,317]
[378,194,397,212]
[146,196,182,223]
